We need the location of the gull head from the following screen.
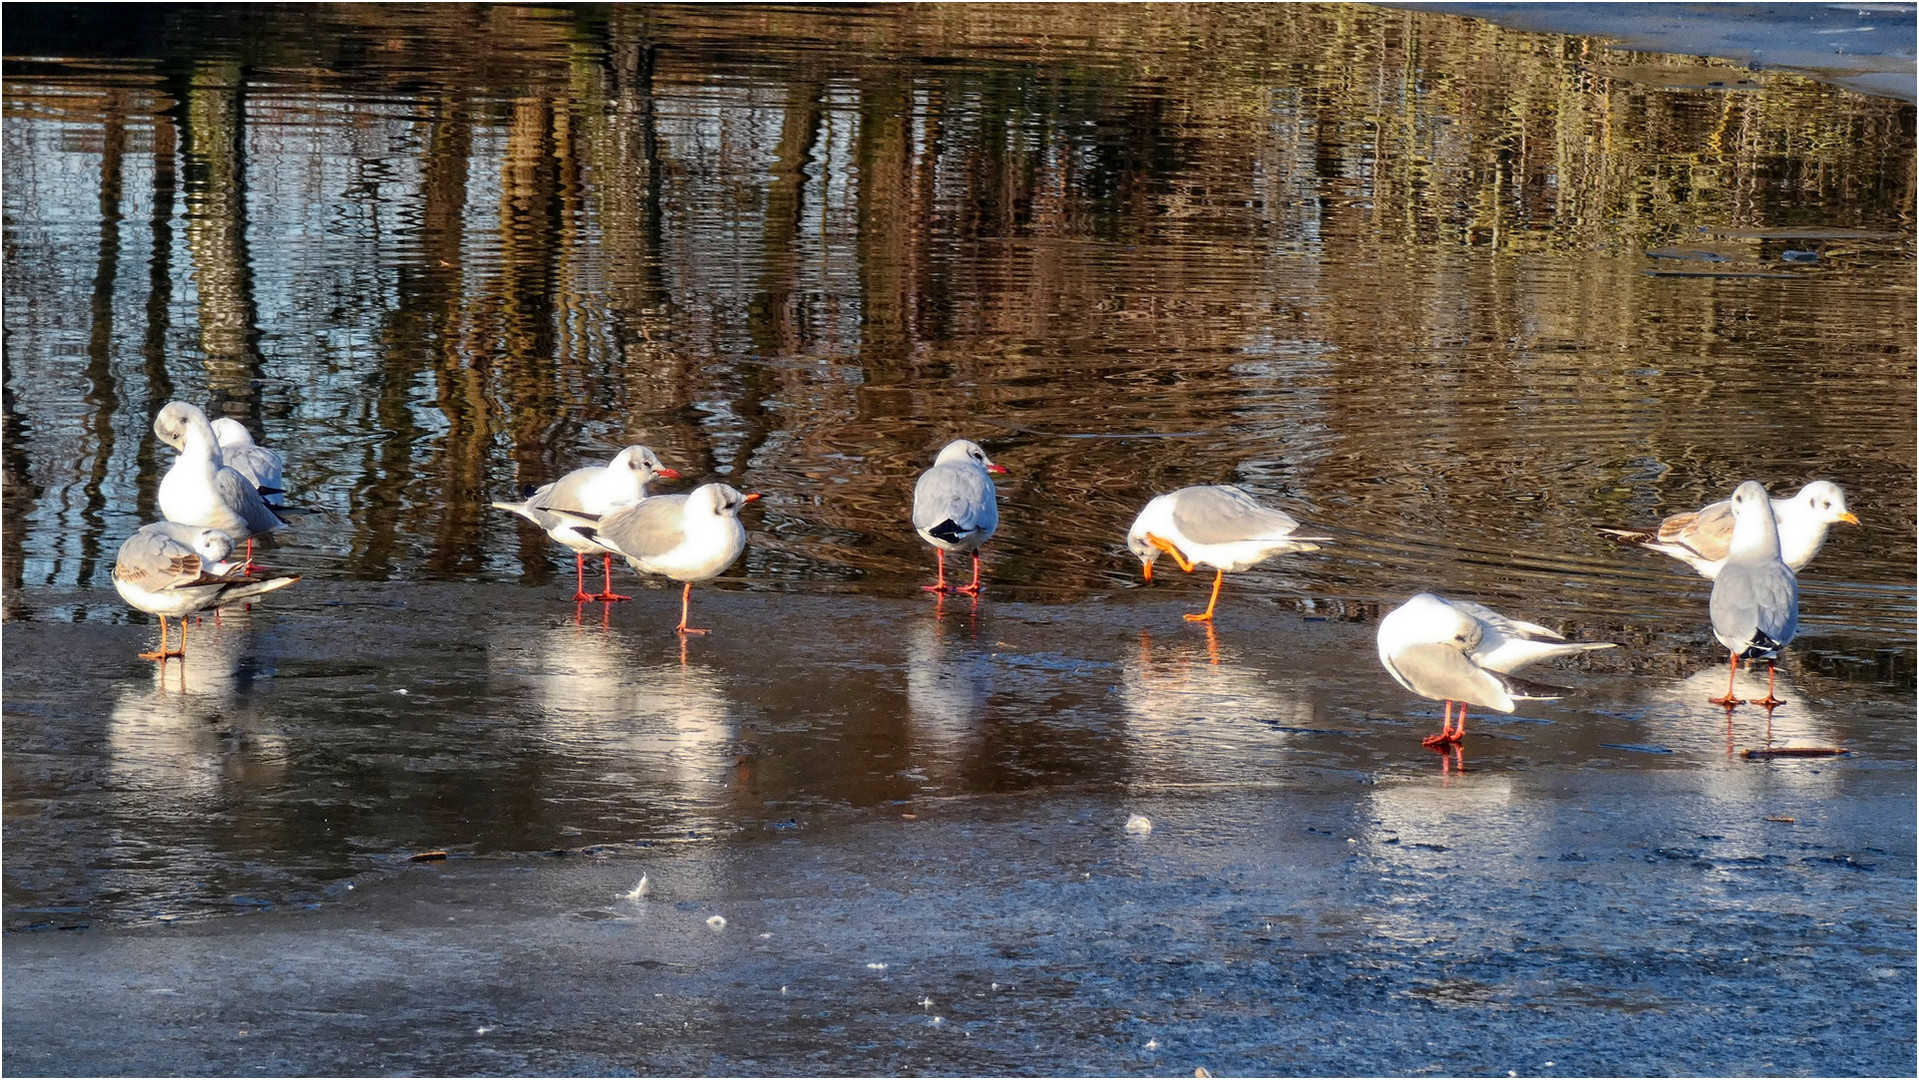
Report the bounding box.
[1793,480,1858,526]
[935,438,1008,475]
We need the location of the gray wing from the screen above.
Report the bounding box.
[595,494,690,560]
[913,465,996,535]
[531,465,601,513]
[1171,486,1309,546]
[1382,642,1521,712]
[1710,561,1798,655]
[224,443,285,496]
[115,527,213,592]
[1450,600,1560,642]
[215,467,287,535]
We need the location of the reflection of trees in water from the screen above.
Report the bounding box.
[3,3,1911,609]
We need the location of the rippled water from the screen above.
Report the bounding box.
[3,1,1914,1035]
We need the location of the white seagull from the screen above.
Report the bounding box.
[154,408,289,505]
[1126,485,1329,622]
[1707,481,1799,709]
[112,522,301,660]
[549,482,759,635]
[1377,593,1617,748]
[154,401,291,569]
[912,439,1008,595]
[1595,480,1857,579]
[493,445,681,602]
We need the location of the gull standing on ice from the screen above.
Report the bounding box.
[912,439,1008,596]
[1126,485,1329,622]
[1377,593,1617,747]
[549,482,759,635]
[154,402,292,569]
[112,522,301,660]
[1595,480,1857,579]
[493,445,681,602]
[1706,480,1799,708]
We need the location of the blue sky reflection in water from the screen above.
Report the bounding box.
[1,4,1913,1076]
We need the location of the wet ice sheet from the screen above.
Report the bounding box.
[4,767,1912,1076]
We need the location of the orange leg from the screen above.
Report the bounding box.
[1707,650,1741,707]
[138,615,172,661]
[571,554,595,604]
[592,554,631,603]
[1423,700,1466,748]
[675,582,708,636]
[955,552,984,596]
[1146,534,1195,573]
[922,550,951,593]
[1183,569,1225,622]
[1748,663,1785,708]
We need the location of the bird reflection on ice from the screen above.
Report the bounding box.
[497,620,738,826]
[905,596,993,761]
[106,611,291,804]
[1638,664,1843,762]
[1121,627,1312,784]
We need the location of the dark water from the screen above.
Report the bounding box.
[3,4,1914,1074]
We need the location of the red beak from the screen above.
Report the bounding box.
[987,464,1010,475]
[656,468,683,479]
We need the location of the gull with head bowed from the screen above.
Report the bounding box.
[1707,480,1800,709]
[112,521,301,660]
[154,401,293,570]
[156,408,289,506]
[1595,480,1857,579]
[1126,485,1329,622]
[912,439,1008,596]
[493,445,682,602]
[548,482,759,635]
[1377,592,1618,748]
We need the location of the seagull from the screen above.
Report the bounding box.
[492,446,682,602]
[548,482,759,635]
[1595,480,1857,578]
[1707,481,1799,708]
[1126,485,1329,622]
[154,408,289,505]
[1377,592,1617,748]
[154,401,292,570]
[112,521,301,660]
[912,439,1007,595]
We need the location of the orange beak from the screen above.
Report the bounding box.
[743,492,763,503]
[1141,560,1153,583]
[1838,511,1860,525]
[657,468,683,479]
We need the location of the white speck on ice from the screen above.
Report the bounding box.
[476,1026,492,1035]
[623,874,650,900]
[866,962,888,970]
[1145,1038,1160,1050]
[918,996,934,1009]
[706,915,726,930]
[394,688,409,695]
[1125,814,1153,835]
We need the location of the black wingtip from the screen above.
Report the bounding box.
[928,519,966,545]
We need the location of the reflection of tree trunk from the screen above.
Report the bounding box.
[137,89,182,523]
[80,96,128,588]
[855,79,913,368]
[422,93,562,578]
[751,79,823,358]
[181,61,262,413]
[601,31,676,408]
[360,96,476,579]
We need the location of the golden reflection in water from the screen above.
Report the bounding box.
[0,2,1911,644]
